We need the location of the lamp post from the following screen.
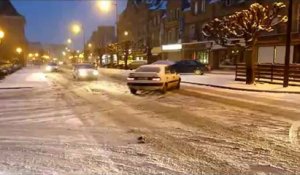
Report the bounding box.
[16,47,23,65]
[97,0,118,40]
[283,0,293,87]
[71,23,86,61]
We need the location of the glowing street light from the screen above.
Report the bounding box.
[88,43,92,48]
[62,51,66,56]
[0,30,4,44]
[0,30,4,39]
[67,38,72,44]
[124,31,129,36]
[16,47,22,54]
[97,0,112,13]
[71,23,81,35]
[28,53,33,57]
[35,53,39,57]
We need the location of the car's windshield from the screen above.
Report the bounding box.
[75,64,94,69]
[135,66,160,73]
[48,63,57,66]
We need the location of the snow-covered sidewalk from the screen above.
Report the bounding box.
[0,66,50,89]
[99,68,300,93]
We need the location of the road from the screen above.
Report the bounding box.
[0,66,300,174]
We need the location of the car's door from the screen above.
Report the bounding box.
[175,61,186,73]
[165,66,177,88]
[170,66,180,86]
[187,60,198,73]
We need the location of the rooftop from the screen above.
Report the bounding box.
[0,0,22,16]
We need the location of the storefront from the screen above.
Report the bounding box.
[161,44,183,61]
[257,33,300,64]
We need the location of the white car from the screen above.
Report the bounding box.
[73,63,99,81]
[45,63,59,72]
[127,64,181,94]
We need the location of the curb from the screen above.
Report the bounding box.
[182,81,300,94]
[0,87,33,90]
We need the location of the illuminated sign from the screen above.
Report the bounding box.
[162,44,182,51]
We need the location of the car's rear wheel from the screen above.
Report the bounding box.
[161,83,167,94]
[130,88,137,94]
[194,69,203,75]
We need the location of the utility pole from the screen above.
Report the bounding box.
[283,0,293,87]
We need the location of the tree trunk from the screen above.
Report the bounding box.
[246,39,257,84]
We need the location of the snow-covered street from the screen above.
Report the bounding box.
[0,66,300,174]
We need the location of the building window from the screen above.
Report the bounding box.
[201,0,205,12]
[194,1,198,15]
[225,0,232,6]
[157,15,160,25]
[196,51,209,64]
[189,24,196,40]
[176,8,180,19]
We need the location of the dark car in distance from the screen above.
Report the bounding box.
[172,60,206,75]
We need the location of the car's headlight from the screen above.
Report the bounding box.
[152,77,161,81]
[93,70,99,76]
[46,66,52,71]
[78,69,87,77]
[127,77,134,81]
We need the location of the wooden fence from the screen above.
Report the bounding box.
[235,63,300,85]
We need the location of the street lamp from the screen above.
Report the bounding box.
[16,47,22,54]
[97,0,118,39]
[71,23,81,35]
[67,38,72,44]
[97,1,112,13]
[0,30,4,44]
[35,53,39,57]
[124,31,129,36]
[70,23,86,60]
[88,43,92,48]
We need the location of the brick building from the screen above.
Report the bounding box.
[0,0,27,64]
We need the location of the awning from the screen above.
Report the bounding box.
[151,47,162,55]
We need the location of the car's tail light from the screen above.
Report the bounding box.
[152,77,161,81]
[127,77,135,81]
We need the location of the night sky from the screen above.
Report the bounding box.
[11,0,127,49]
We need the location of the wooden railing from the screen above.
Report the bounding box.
[235,63,300,85]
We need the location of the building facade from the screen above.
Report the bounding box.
[0,0,27,64]
[89,26,115,48]
[116,0,300,69]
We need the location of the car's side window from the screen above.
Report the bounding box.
[165,66,171,74]
[170,66,176,74]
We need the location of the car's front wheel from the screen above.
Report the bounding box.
[194,69,203,75]
[130,88,137,94]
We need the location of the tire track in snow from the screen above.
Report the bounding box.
[289,121,300,144]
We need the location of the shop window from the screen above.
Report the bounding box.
[196,51,209,64]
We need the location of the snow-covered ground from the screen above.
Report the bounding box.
[98,68,300,93]
[0,66,300,174]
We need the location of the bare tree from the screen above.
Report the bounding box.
[203,2,287,84]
